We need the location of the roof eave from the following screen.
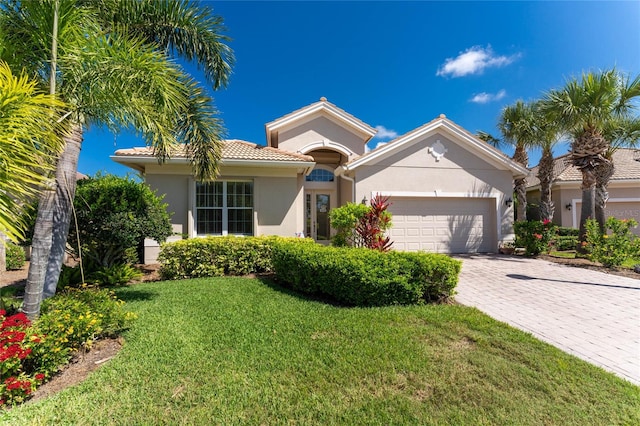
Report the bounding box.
[345,118,529,178]
[111,155,315,174]
[265,102,376,144]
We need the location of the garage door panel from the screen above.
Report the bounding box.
[389,198,496,253]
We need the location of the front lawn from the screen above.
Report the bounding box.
[3,277,638,425]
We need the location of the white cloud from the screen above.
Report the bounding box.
[470,89,507,104]
[373,125,398,140]
[365,140,390,153]
[437,46,520,78]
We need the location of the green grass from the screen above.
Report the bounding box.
[548,250,578,259]
[3,277,639,425]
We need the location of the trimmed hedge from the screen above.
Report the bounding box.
[552,235,579,251]
[158,236,313,280]
[271,241,461,306]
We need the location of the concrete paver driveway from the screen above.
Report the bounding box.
[454,254,640,385]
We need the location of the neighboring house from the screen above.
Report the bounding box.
[526,148,640,235]
[112,97,528,262]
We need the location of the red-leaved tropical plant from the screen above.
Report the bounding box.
[356,194,393,251]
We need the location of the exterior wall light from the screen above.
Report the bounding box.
[505,197,513,208]
[566,203,572,211]
[361,195,368,205]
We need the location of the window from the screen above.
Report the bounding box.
[306,168,334,182]
[196,181,253,236]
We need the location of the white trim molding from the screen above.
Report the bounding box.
[298,140,355,158]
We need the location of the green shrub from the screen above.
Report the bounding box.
[68,174,172,267]
[90,264,143,286]
[329,202,369,246]
[5,242,25,270]
[551,235,578,251]
[585,218,639,267]
[158,236,313,280]
[514,219,557,255]
[329,197,393,249]
[557,226,580,237]
[271,241,460,306]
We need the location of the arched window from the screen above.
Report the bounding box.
[306,168,334,182]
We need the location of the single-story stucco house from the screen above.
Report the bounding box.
[112,97,528,262]
[526,148,640,235]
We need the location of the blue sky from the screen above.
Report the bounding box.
[83,1,640,176]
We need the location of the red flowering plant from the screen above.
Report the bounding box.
[514,219,557,256]
[355,194,393,252]
[0,310,46,406]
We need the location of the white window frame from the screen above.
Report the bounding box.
[194,180,254,237]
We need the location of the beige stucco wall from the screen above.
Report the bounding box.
[558,184,640,235]
[255,176,303,237]
[277,115,367,157]
[145,174,190,235]
[353,133,515,242]
[527,183,640,235]
[142,164,305,262]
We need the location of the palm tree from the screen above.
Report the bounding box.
[0,0,234,318]
[541,69,640,243]
[0,61,66,243]
[594,117,640,228]
[531,102,561,221]
[497,100,539,222]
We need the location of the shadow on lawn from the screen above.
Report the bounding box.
[113,288,158,303]
[255,276,353,308]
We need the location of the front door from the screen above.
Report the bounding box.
[305,192,332,243]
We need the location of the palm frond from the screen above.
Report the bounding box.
[95,0,234,90]
[0,61,67,241]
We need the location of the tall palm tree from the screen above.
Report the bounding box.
[531,101,561,221]
[0,61,66,243]
[541,69,640,243]
[0,0,234,318]
[497,100,539,222]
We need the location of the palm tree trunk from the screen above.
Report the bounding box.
[512,146,529,222]
[43,125,83,299]
[578,167,597,252]
[22,184,56,319]
[537,148,555,221]
[595,160,614,232]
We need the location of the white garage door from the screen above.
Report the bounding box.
[389,197,497,253]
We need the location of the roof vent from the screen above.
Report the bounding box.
[320,97,327,102]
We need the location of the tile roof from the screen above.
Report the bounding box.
[527,148,640,187]
[114,139,314,163]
